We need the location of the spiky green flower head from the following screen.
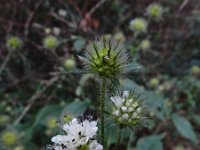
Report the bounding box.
[140,39,151,50]
[129,18,147,34]
[6,36,23,51]
[1,131,18,147]
[43,35,58,49]
[110,91,147,128]
[79,37,129,78]
[147,3,163,20]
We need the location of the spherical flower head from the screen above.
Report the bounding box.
[43,35,58,49]
[79,37,129,78]
[147,3,163,20]
[140,39,151,50]
[1,131,17,146]
[191,65,200,76]
[6,36,22,50]
[64,58,76,70]
[0,115,9,125]
[129,18,147,33]
[114,32,126,43]
[110,91,146,128]
[149,77,159,88]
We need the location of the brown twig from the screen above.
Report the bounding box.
[14,76,59,125]
[24,0,44,36]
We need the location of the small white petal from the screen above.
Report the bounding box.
[121,114,129,120]
[111,96,123,108]
[132,112,137,119]
[112,110,120,117]
[89,140,103,150]
[137,107,142,113]
[121,106,128,112]
[122,91,129,99]
[128,107,134,112]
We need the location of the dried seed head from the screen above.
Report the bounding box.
[79,37,129,78]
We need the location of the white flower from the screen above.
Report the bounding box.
[89,140,103,150]
[122,91,129,98]
[82,120,98,138]
[51,135,69,144]
[50,116,102,150]
[111,96,123,108]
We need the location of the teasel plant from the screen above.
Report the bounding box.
[78,36,134,147]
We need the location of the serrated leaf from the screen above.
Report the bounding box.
[172,114,197,143]
[136,135,163,150]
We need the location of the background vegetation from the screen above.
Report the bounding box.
[0,0,200,150]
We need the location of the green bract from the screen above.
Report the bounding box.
[79,37,129,78]
[6,36,22,50]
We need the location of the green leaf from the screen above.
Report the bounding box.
[105,124,118,146]
[33,105,62,127]
[73,38,86,52]
[62,100,91,117]
[136,135,163,150]
[172,114,197,143]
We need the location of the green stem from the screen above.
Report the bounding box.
[100,77,106,147]
[0,52,12,75]
[115,127,121,150]
[117,128,121,146]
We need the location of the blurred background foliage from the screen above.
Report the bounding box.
[0,0,200,150]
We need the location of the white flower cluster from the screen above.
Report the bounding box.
[111,91,144,127]
[50,117,103,150]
